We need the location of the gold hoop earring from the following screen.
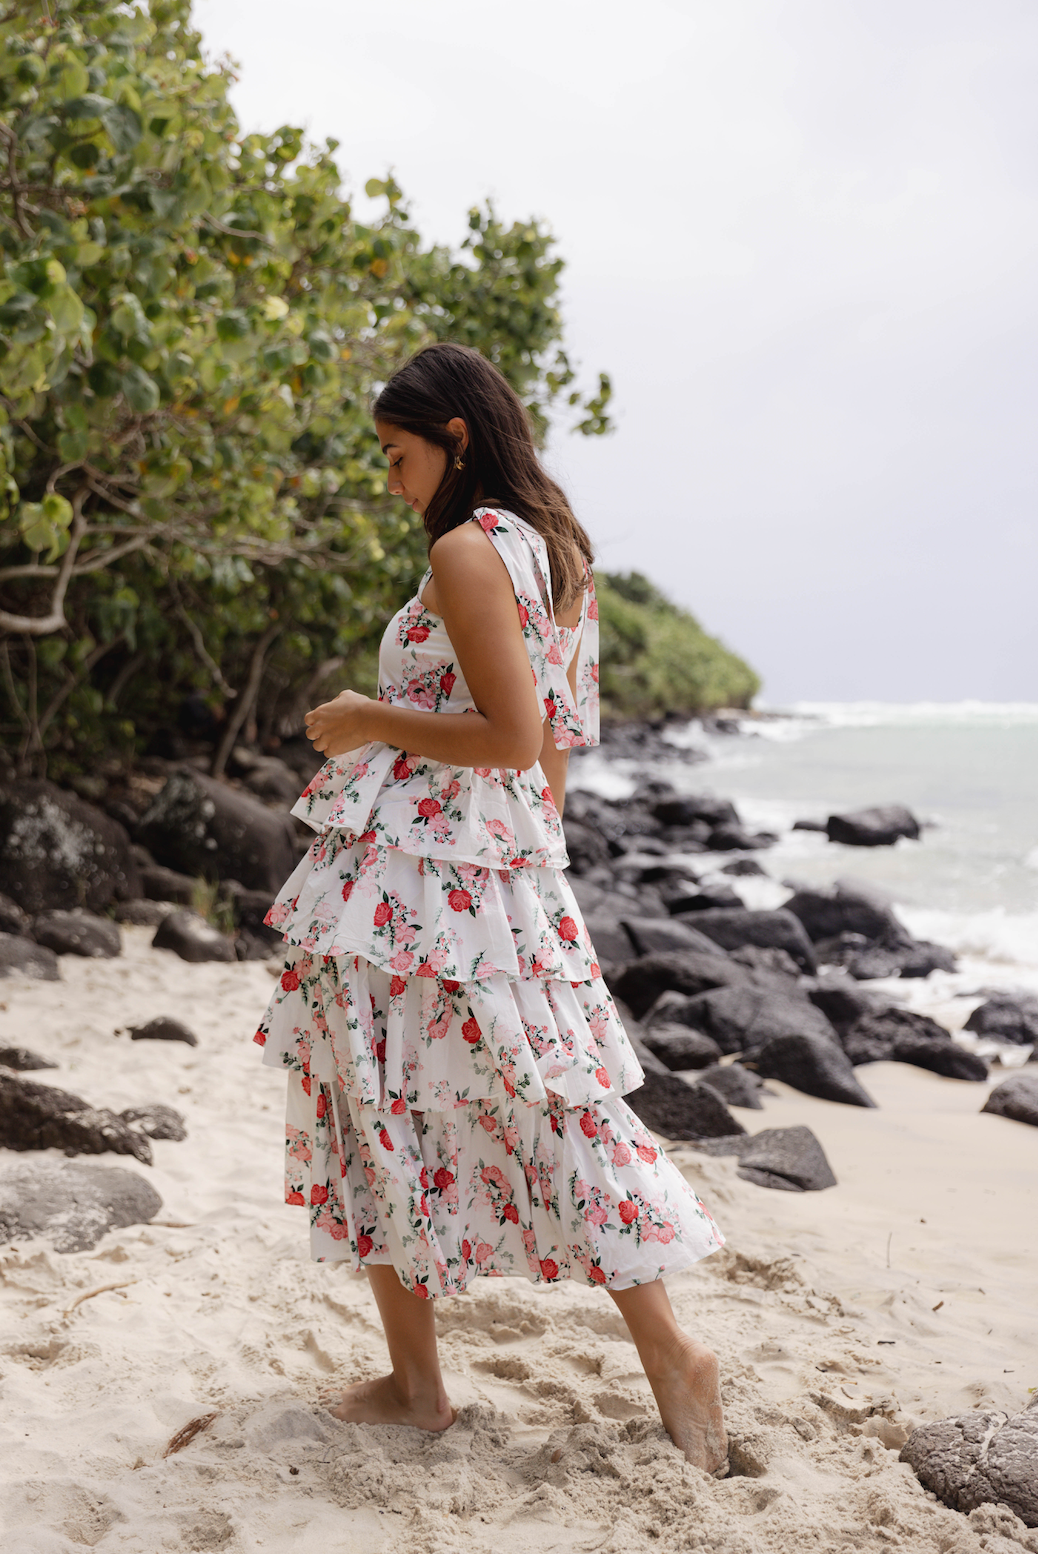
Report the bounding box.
[454,456,466,471]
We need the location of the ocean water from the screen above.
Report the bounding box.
[571,702,1038,988]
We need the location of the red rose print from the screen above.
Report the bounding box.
[414,1283,429,1298]
[509,856,527,868]
[316,1094,327,1119]
[375,1038,386,1063]
[433,1167,455,1190]
[408,624,430,643]
[253,1030,267,1046]
[357,1233,373,1257]
[516,602,529,627]
[417,797,441,818]
[558,916,578,942]
[341,880,354,902]
[618,1200,638,1225]
[379,1128,394,1150]
[540,1258,559,1279]
[390,1097,407,1115]
[440,671,456,696]
[579,1112,598,1138]
[461,1017,482,1044]
[280,968,300,992]
[502,1203,519,1224]
[393,758,411,780]
[359,829,377,844]
[478,511,497,532]
[544,696,557,718]
[390,975,406,997]
[589,1266,607,1285]
[420,1193,430,1218]
[286,1190,304,1205]
[448,888,472,913]
[310,1184,328,1205]
[420,1167,429,1189]
[301,1076,311,1096]
[415,963,436,977]
[595,1066,610,1087]
[636,1144,658,1164]
[462,1239,472,1259]
[373,901,393,926]
[441,978,460,992]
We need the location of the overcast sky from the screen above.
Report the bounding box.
[194,0,1038,703]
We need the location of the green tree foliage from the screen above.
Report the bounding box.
[0,0,612,775]
[597,572,760,720]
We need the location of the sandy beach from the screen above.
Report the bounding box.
[1,926,1036,1554]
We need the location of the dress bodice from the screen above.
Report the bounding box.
[291,509,600,872]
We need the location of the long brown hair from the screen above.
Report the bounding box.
[373,342,593,609]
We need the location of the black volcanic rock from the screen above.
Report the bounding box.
[674,908,817,973]
[0,779,139,914]
[0,1158,162,1253]
[609,949,741,1020]
[640,1024,723,1071]
[746,1030,877,1107]
[826,805,921,847]
[32,909,121,959]
[137,768,299,894]
[626,1071,746,1141]
[695,1062,764,1110]
[152,909,236,964]
[0,933,60,981]
[900,1395,1038,1527]
[675,983,839,1056]
[965,992,1038,1047]
[0,1072,152,1163]
[981,1074,1038,1128]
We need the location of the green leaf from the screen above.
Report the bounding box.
[48,284,84,333]
[64,93,114,120]
[121,364,160,413]
[101,103,142,154]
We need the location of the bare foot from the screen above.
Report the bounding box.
[644,1336,727,1474]
[319,1373,455,1432]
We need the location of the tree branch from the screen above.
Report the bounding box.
[0,489,87,637]
[169,577,238,698]
[201,211,274,247]
[211,618,281,778]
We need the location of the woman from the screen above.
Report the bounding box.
[255,342,727,1472]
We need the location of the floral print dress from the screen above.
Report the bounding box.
[255,507,723,1296]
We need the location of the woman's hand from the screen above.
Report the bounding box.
[304,689,375,756]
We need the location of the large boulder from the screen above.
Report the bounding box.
[981,1074,1038,1128]
[32,909,121,959]
[0,1072,152,1163]
[706,823,777,852]
[620,916,725,958]
[639,1024,723,1071]
[610,949,742,1020]
[692,1125,837,1191]
[0,932,60,981]
[815,932,957,980]
[152,909,236,964]
[129,1015,199,1047]
[0,891,31,936]
[673,908,817,973]
[747,1030,877,1107]
[695,1062,764,1110]
[807,973,887,1034]
[120,1103,187,1141]
[0,1045,57,1071]
[841,1008,987,1079]
[140,862,198,905]
[664,885,743,914]
[840,1005,958,1062]
[900,1396,1038,1527]
[650,794,738,829]
[0,779,139,913]
[0,1157,163,1253]
[560,816,612,875]
[673,983,837,1056]
[137,768,300,894]
[583,912,634,967]
[965,992,1038,1047]
[626,1071,746,1141]
[784,879,912,948]
[826,805,921,847]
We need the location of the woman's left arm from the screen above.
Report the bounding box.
[305,522,545,770]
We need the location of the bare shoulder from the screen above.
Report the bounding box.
[428,518,507,592]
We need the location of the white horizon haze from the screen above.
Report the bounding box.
[194,0,1038,704]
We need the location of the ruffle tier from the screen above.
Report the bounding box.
[254,954,724,1292]
[266,832,601,986]
[257,951,642,1112]
[291,742,570,871]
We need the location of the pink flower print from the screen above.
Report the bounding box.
[594,1066,610,1088]
[427,1016,450,1041]
[389,950,415,973]
[657,1223,675,1244]
[517,601,529,627]
[443,780,461,801]
[363,1167,376,1188]
[503,1123,519,1155]
[478,1113,497,1135]
[589,1010,608,1040]
[486,819,512,842]
[408,683,436,710]
[474,1240,494,1264]
[547,640,564,666]
[587,1204,608,1227]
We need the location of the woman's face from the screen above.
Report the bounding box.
[375,418,466,516]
